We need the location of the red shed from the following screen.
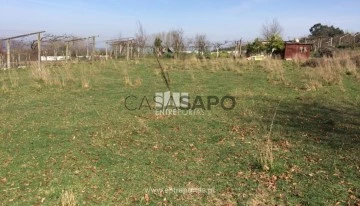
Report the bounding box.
[284,42,312,60]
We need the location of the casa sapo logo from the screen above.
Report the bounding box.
[124,91,236,115]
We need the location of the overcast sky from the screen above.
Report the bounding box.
[0,0,359,45]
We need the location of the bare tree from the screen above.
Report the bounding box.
[31,34,72,56]
[9,40,27,66]
[72,40,87,57]
[170,29,184,59]
[261,19,283,40]
[150,29,185,58]
[194,34,207,55]
[213,41,229,58]
[135,21,147,58]
[213,42,222,58]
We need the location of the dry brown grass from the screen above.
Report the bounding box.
[90,126,118,147]
[247,185,274,206]
[262,59,286,84]
[7,69,19,88]
[292,54,307,69]
[302,59,343,90]
[29,61,102,89]
[256,100,281,171]
[112,60,143,88]
[256,136,274,171]
[30,63,80,87]
[123,72,142,87]
[80,65,91,89]
[301,50,360,90]
[60,190,76,206]
[179,58,246,73]
[0,76,8,91]
[335,51,360,78]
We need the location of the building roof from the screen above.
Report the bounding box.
[284,41,313,45]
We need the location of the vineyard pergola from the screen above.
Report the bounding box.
[1,31,45,70]
[65,35,97,63]
[106,37,135,61]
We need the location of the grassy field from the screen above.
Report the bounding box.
[0,57,359,205]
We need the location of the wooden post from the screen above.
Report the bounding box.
[111,45,114,59]
[18,53,20,67]
[105,46,108,61]
[115,44,118,59]
[37,33,41,70]
[66,42,69,63]
[239,39,242,57]
[130,42,133,59]
[234,41,238,58]
[126,41,130,61]
[92,36,95,61]
[6,39,10,69]
[86,38,89,58]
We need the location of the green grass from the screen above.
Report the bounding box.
[0,59,359,205]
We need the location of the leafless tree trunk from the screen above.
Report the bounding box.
[213,42,222,58]
[135,21,147,58]
[170,29,185,59]
[261,19,283,40]
[194,34,207,55]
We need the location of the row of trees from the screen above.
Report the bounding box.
[309,23,344,38]
[246,19,354,56]
[149,19,286,58]
[151,29,210,58]
[133,22,211,59]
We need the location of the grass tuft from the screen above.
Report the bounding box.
[60,190,76,206]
